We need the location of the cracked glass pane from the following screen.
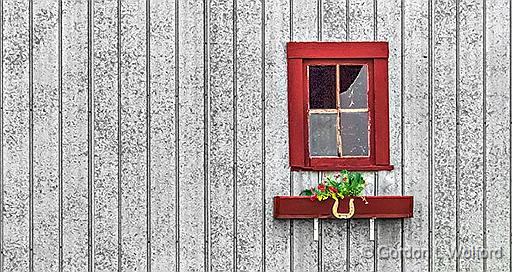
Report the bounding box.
[309,65,337,109]
[309,113,338,156]
[340,65,368,109]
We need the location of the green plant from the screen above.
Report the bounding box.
[300,170,367,203]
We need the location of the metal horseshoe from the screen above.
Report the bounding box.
[332,198,355,219]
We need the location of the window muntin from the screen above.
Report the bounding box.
[307,63,370,158]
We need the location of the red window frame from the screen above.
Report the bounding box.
[287,42,393,171]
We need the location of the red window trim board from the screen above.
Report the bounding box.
[287,42,393,171]
[287,42,389,59]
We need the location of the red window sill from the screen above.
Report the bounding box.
[291,164,394,172]
[273,195,413,219]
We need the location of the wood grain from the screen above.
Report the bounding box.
[433,0,458,270]
[61,0,89,270]
[322,0,347,41]
[458,0,484,271]
[2,0,30,270]
[375,0,402,270]
[208,0,235,270]
[264,0,291,270]
[32,0,60,270]
[120,0,148,270]
[320,172,348,272]
[149,0,177,270]
[236,0,264,270]
[290,1,319,270]
[92,0,119,270]
[291,172,319,272]
[402,1,430,271]
[177,0,205,270]
[292,0,318,41]
[484,0,511,270]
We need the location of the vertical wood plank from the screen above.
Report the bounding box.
[458,0,484,271]
[322,0,347,41]
[207,0,235,270]
[178,0,205,270]
[32,0,60,270]
[92,0,119,270]
[348,0,374,41]
[206,0,235,269]
[236,0,264,270]
[264,0,290,269]
[402,0,430,271]
[432,0,457,270]
[320,171,348,272]
[290,1,318,271]
[347,1,375,271]
[120,0,147,270]
[61,0,89,270]
[292,0,318,41]
[208,0,235,270]
[149,0,177,270]
[2,0,30,270]
[485,0,511,270]
[348,172,375,271]
[320,2,348,271]
[292,172,319,272]
[375,0,402,270]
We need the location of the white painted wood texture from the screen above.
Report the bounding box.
[208,0,235,270]
[0,0,511,271]
[459,1,484,271]
[290,0,318,270]
[402,1,430,272]
[433,0,457,271]
[236,0,264,270]
[61,0,89,270]
[3,0,30,271]
[177,0,205,270]
[375,0,402,270]
[484,0,511,270]
[92,0,119,270]
[32,0,60,270]
[149,0,177,270]
[120,0,148,270]
[264,0,291,271]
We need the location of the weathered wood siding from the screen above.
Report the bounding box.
[0,0,510,271]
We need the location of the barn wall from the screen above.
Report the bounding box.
[0,0,510,271]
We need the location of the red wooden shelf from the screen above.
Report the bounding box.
[273,196,413,219]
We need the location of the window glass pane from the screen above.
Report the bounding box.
[309,113,338,156]
[341,112,369,156]
[340,65,368,109]
[309,65,337,109]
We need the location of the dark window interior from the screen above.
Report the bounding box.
[309,66,337,109]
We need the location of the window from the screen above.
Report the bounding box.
[287,42,393,171]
